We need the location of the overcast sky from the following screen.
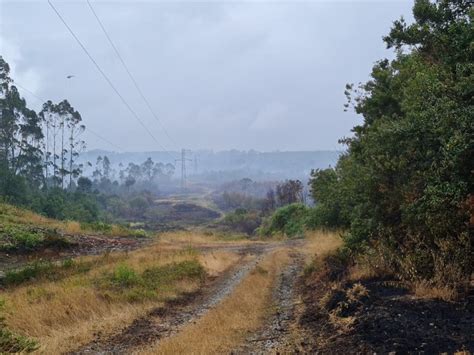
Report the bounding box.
[1,0,413,152]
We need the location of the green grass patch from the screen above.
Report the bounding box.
[259,203,309,238]
[0,325,38,353]
[0,225,43,251]
[80,221,113,234]
[0,223,71,252]
[97,260,206,302]
[0,299,38,353]
[2,258,97,287]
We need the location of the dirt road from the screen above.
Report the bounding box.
[72,243,278,354]
[234,250,304,354]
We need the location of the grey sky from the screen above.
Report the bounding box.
[1,1,413,152]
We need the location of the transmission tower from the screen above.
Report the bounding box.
[193,155,198,176]
[175,149,192,191]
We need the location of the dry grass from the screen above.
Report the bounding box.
[158,231,251,246]
[411,281,457,301]
[2,236,243,354]
[62,221,82,234]
[303,230,343,264]
[198,251,241,277]
[140,248,291,355]
[0,202,141,238]
[347,263,379,281]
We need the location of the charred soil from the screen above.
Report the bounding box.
[298,269,474,354]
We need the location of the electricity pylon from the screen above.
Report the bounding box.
[175,149,192,192]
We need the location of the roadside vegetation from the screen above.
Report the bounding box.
[145,248,291,354]
[0,232,243,353]
[262,0,473,298]
[0,202,148,253]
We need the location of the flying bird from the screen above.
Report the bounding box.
[66,75,75,79]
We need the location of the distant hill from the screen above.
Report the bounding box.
[78,149,342,182]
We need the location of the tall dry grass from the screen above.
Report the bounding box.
[158,231,251,246]
[303,230,343,263]
[140,248,291,355]
[2,237,243,354]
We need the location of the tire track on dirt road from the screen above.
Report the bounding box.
[234,249,304,354]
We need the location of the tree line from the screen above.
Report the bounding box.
[1,58,85,191]
[267,0,472,291]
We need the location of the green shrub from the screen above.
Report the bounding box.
[128,228,149,238]
[222,209,262,235]
[111,264,140,287]
[260,203,309,238]
[0,225,44,251]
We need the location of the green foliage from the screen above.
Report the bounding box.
[0,325,38,353]
[37,188,99,222]
[260,203,309,238]
[222,208,262,235]
[0,56,101,226]
[127,228,149,238]
[0,225,44,251]
[80,221,113,234]
[4,262,54,285]
[2,258,93,287]
[0,169,31,206]
[309,0,473,288]
[0,299,38,353]
[112,264,140,287]
[142,260,205,285]
[97,260,206,302]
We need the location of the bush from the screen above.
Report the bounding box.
[260,203,309,238]
[112,264,141,288]
[0,225,43,251]
[302,2,473,291]
[222,209,262,235]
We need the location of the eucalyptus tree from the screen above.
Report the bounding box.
[0,57,43,184]
[57,100,84,188]
[40,99,85,188]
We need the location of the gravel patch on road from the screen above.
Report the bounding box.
[234,251,303,354]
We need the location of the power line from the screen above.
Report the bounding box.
[47,0,175,160]
[13,81,122,152]
[86,0,179,150]
[13,82,44,103]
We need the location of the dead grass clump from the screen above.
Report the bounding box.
[62,221,82,234]
[346,282,369,303]
[198,251,241,277]
[318,282,369,333]
[411,281,457,301]
[303,230,343,263]
[141,249,291,354]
